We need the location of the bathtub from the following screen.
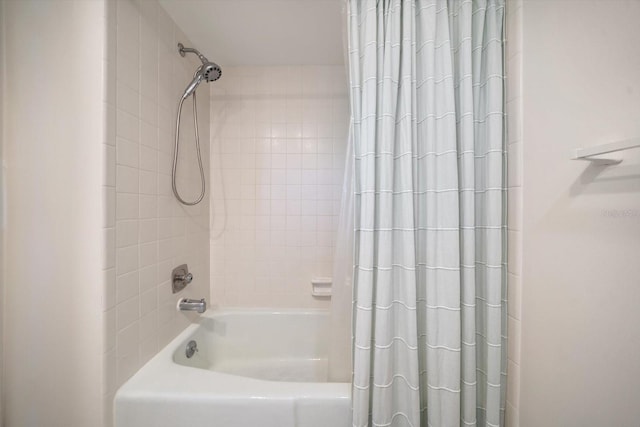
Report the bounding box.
[114,309,351,427]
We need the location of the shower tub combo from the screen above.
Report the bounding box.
[114,309,351,427]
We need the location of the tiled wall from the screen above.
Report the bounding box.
[505,1,523,426]
[209,66,349,308]
[103,1,210,425]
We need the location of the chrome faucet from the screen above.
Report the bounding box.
[178,298,206,313]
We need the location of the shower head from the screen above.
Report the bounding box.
[178,43,222,99]
[201,61,222,82]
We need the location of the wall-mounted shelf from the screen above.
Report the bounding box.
[311,277,332,298]
[572,137,640,165]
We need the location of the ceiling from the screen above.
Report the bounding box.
[158,0,345,66]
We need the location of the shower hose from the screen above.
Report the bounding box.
[172,91,206,206]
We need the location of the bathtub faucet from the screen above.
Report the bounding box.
[178,298,207,314]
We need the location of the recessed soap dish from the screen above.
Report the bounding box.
[311,277,332,297]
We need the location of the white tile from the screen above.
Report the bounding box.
[117,137,139,168]
[117,83,139,117]
[116,320,139,358]
[139,194,158,219]
[104,228,116,269]
[105,145,116,187]
[116,351,140,386]
[139,333,158,366]
[116,53,139,92]
[157,106,172,136]
[104,348,116,395]
[302,154,317,169]
[104,308,116,351]
[117,296,140,330]
[158,238,174,261]
[116,220,138,248]
[508,186,522,231]
[139,288,157,317]
[287,140,302,153]
[271,185,286,200]
[117,165,139,194]
[104,268,116,311]
[317,201,333,216]
[116,109,139,143]
[158,151,172,174]
[141,96,158,126]
[139,242,157,268]
[317,154,333,169]
[116,193,139,220]
[317,139,332,154]
[117,245,139,276]
[286,154,302,169]
[508,273,522,320]
[507,54,522,102]
[116,270,139,304]
[507,98,522,144]
[104,187,116,228]
[508,230,522,277]
[286,185,301,200]
[286,124,302,138]
[139,261,158,291]
[139,170,158,195]
[139,218,158,243]
[508,316,521,364]
[140,145,158,172]
[507,360,521,407]
[506,6,523,60]
[158,217,173,239]
[302,123,317,139]
[506,402,519,427]
[140,121,158,149]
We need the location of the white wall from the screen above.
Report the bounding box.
[2,1,106,426]
[519,1,640,426]
[209,66,348,308]
[0,1,5,422]
[102,1,211,424]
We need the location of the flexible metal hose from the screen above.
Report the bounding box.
[172,91,206,206]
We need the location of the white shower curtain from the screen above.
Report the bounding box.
[348,1,507,426]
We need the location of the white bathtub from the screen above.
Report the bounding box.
[114,309,351,427]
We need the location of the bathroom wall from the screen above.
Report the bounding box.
[518,1,640,426]
[103,0,210,425]
[209,66,349,308]
[2,1,106,426]
[505,1,523,425]
[0,1,5,422]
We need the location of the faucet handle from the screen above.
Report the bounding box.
[176,272,193,284]
[172,264,193,293]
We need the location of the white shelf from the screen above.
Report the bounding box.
[311,277,332,297]
[572,137,640,165]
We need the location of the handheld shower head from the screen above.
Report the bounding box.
[181,72,204,100]
[180,62,222,100]
[178,43,222,99]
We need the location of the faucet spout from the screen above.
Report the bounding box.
[178,298,206,314]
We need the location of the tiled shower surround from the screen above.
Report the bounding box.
[102,0,210,425]
[209,66,349,308]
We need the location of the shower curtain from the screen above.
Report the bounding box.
[348,1,507,426]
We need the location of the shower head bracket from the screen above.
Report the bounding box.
[177,42,187,57]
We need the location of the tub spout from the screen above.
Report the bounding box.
[178,298,206,313]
